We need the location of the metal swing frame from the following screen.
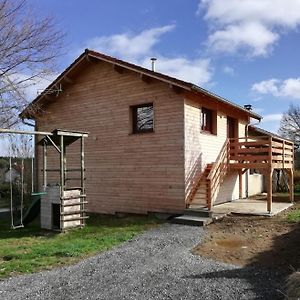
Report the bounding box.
[9,156,24,229]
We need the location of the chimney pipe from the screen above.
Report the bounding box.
[151,58,157,71]
[244,104,252,111]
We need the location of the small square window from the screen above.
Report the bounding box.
[131,103,154,134]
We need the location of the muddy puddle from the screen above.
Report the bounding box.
[215,239,248,249]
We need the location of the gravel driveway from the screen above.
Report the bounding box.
[0,224,283,300]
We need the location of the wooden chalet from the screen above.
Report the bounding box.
[20,50,294,216]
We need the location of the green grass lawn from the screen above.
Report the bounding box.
[0,214,161,279]
[286,209,300,223]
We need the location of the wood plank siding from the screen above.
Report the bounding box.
[184,96,264,206]
[36,61,186,214]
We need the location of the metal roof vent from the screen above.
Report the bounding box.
[151,58,157,71]
[244,104,252,111]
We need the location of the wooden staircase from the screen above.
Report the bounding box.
[188,164,212,207]
[186,139,230,210]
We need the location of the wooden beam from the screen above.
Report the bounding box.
[207,179,212,211]
[85,55,98,64]
[239,171,243,198]
[170,84,183,94]
[0,128,53,136]
[267,168,273,213]
[140,74,152,83]
[113,64,124,74]
[63,76,73,84]
[44,94,53,101]
[230,162,270,169]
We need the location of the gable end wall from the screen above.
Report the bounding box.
[36,61,185,214]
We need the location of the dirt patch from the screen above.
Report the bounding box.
[193,195,300,275]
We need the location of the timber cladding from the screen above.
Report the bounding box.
[36,60,186,214]
[184,97,251,203]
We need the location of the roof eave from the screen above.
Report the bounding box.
[191,85,262,120]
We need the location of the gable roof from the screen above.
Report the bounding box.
[20,49,262,120]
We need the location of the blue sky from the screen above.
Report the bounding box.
[26,0,300,133]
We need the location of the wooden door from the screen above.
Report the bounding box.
[227,117,237,139]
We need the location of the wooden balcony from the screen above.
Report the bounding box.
[229,136,294,170]
[229,135,294,212]
[187,135,294,214]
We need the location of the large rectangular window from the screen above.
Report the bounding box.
[131,103,154,134]
[200,107,217,135]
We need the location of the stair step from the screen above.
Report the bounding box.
[194,198,207,202]
[172,215,212,226]
[184,208,212,218]
[195,191,207,195]
[194,192,208,196]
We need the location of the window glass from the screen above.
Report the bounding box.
[132,103,154,133]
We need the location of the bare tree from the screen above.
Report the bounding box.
[278,104,300,147]
[0,0,64,128]
[6,134,33,158]
[137,106,153,130]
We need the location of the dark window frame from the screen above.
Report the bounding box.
[201,107,216,134]
[131,103,154,134]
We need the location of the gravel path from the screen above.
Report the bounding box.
[0,224,283,300]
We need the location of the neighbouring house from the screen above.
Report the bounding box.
[20,49,294,215]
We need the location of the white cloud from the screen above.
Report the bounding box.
[85,25,175,61]
[252,78,300,99]
[8,73,58,102]
[252,107,264,114]
[262,113,282,122]
[259,113,283,133]
[83,25,213,86]
[252,79,280,96]
[141,56,212,85]
[223,66,234,76]
[199,0,300,57]
[281,78,300,98]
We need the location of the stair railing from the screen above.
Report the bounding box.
[207,139,230,210]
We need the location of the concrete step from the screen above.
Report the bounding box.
[172,215,213,226]
[184,208,212,218]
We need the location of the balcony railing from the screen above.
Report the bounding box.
[229,136,294,169]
